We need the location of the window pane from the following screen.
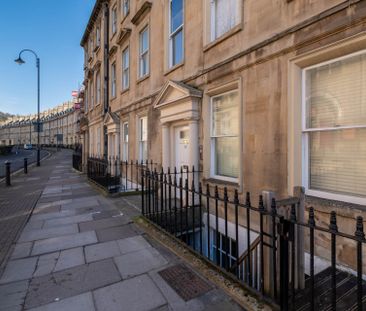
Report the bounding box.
[171,0,183,33]
[123,48,129,68]
[212,91,239,136]
[213,0,238,39]
[140,54,149,76]
[309,129,366,197]
[140,29,149,53]
[172,29,183,66]
[215,136,239,178]
[123,123,128,142]
[305,53,366,129]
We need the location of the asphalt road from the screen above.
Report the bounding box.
[0,148,49,178]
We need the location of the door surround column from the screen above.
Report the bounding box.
[162,124,170,172]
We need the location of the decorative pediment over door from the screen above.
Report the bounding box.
[103,111,120,134]
[153,80,202,124]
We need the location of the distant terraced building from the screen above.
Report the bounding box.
[0,98,84,148]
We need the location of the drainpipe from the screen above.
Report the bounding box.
[103,1,109,160]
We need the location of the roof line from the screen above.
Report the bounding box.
[80,0,106,47]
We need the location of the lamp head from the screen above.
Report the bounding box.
[14,56,25,65]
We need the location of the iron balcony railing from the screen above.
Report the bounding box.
[141,167,366,311]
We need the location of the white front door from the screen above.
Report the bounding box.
[174,125,190,199]
[175,126,190,171]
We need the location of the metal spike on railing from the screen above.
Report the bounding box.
[271,197,277,215]
[245,192,251,207]
[206,184,210,196]
[234,189,239,204]
[290,204,297,222]
[215,185,219,199]
[167,167,171,175]
[329,211,338,232]
[355,216,365,240]
[259,195,265,212]
[308,207,315,227]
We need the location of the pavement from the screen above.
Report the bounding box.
[0,150,244,311]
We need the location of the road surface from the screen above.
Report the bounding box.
[0,148,49,178]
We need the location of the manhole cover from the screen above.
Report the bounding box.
[158,264,212,301]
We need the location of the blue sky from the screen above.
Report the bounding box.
[0,0,95,115]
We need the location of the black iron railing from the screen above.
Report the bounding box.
[72,153,82,172]
[87,156,120,193]
[87,157,159,193]
[141,167,366,310]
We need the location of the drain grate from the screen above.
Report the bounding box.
[158,264,212,301]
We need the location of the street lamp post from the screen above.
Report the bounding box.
[15,49,41,167]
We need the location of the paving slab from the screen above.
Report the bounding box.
[84,241,121,263]
[11,242,33,259]
[96,224,141,243]
[54,247,84,272]
[18,224,79,243]
[114,247,168,279]
[33,252,59,277]
[31,231,97,256]
[61,200,100,210]
[24,259,121,309]
[32,205,60,215]
[30,210,77,222]
[0,257,38,284]
[23,220,44,232]
[117,235,152,255]
[0,280,29,311]
[79,216,130,232]
[43,214,93,228]
[27,292,95,311]
[93,274,166,311]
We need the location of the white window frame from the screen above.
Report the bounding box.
[97,127,101,156]
[301,49,366,206]
[138,116,148,162]
[168,0,184,68]
[211,229,238,268]
[96,71,101,105]
[111,62,116,98]
[122,46,130,90]
[96,25,101,48]
[112,6,117,34]
[90,80,94,109]
[122,121,129,162]
[210,89,239,183]
[122,0,129,17]
[139,27,149,78]
[209,0,239,42]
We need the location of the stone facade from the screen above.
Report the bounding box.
[0,101,82,148]
[81,0,366,273]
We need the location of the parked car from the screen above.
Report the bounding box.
[24,144,32,150]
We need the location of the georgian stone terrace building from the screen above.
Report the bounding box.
[81,0,366,276]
